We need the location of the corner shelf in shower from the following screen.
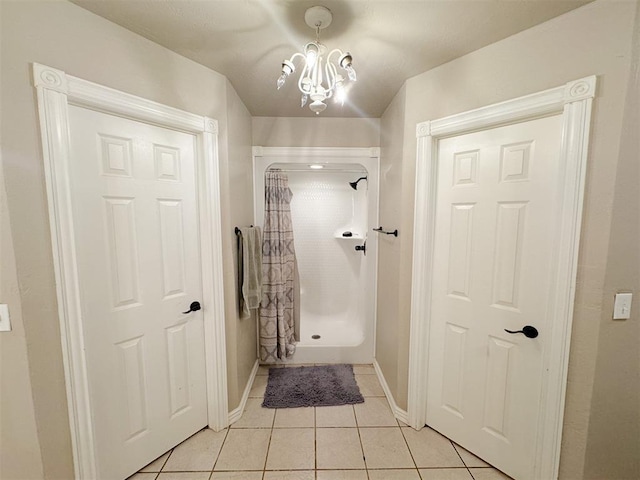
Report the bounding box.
[334,230,365,240]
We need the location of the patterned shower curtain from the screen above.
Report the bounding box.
[260,170,298,361]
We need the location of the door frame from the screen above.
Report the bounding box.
[407,76,596,479]
[32,63,228,479]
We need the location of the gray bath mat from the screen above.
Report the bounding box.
[262,364,365,408]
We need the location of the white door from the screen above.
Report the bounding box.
[68,106,208,479]
[426,114,563,479]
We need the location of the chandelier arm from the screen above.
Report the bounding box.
[288,52,306,64]
[310,63,317,90]
[328,60,337,98]
[325,61,338,92]
[298,63,311,93]
[325,48,344,63]
[314,56,323,93]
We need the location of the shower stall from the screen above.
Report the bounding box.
[253,147,379,364]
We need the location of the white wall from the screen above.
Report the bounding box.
[583,5,640,478]
[376,84,406,406]
[376,1,639,478]
[288,170,367,338]
[253,117,380,147]
[222,80,256,410]
[0,152,44,479]
[0,1,254,476]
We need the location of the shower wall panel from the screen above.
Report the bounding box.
[253,147,379,364]
[287,171,367,345]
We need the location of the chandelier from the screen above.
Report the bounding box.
[276,6,357,115]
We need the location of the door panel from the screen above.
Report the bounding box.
[426,115,563,479]
[68,106,207,479]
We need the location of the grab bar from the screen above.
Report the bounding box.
[373,226,398,237]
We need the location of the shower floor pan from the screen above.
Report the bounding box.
[288,316,372,365]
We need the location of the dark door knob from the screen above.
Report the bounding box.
[504,325,538,338]
[355,241,366,255]
[182,301,201,314]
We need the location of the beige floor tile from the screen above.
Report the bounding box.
[263,471,315,480]
[452,443,491,467]
[273,406,315,428]
[419,468,474,479]
[210,473,262,480]
[157,474,210,480]
[231,398,274,428]
[127,473,157,480]
[316,470,368,480]
[352,365,376,375]
[248,375,268,398]
[355,375,385,396]
[214,429,271,471]
[316,405,356,427]
[354,397,397,426]
[257,365,270,375]
[316,427,365,470]
[140,451,170,472]
[368,469,421,479]
[265,428,315,470]
[359,427,414,469]
[401,427,464,468]
[162,429,227,472]
[469,468,513,479]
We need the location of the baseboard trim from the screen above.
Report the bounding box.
[228,360,259,425]
[373,360,409,426]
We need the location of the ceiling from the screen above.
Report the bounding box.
[70,0,591,118]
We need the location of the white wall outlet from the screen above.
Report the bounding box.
[0,304,12,332]
[613,293,633,320]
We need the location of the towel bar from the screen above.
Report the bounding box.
[373,226,398,237]
[235,225,254,235]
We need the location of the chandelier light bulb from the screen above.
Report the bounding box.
[305,43,319,67]
[282,60,295,76]
[338,52,352,68]
[276,60,296,89]
[276,6,357,114]
[346,65,357,82]
[339,53,357,81]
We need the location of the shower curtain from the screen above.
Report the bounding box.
[260,170,299,361]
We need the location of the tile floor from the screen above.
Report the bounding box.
[130,365,512,480]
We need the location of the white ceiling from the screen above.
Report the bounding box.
[70,0,591,118]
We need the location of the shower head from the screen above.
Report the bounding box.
[349,176,367,190]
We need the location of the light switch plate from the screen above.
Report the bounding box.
[0,304,11,332]
[613,293,632,320]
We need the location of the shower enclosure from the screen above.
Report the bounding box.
[253,147,379,364]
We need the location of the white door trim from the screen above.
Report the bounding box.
[407,76,596,480]
[32,63,228,480]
